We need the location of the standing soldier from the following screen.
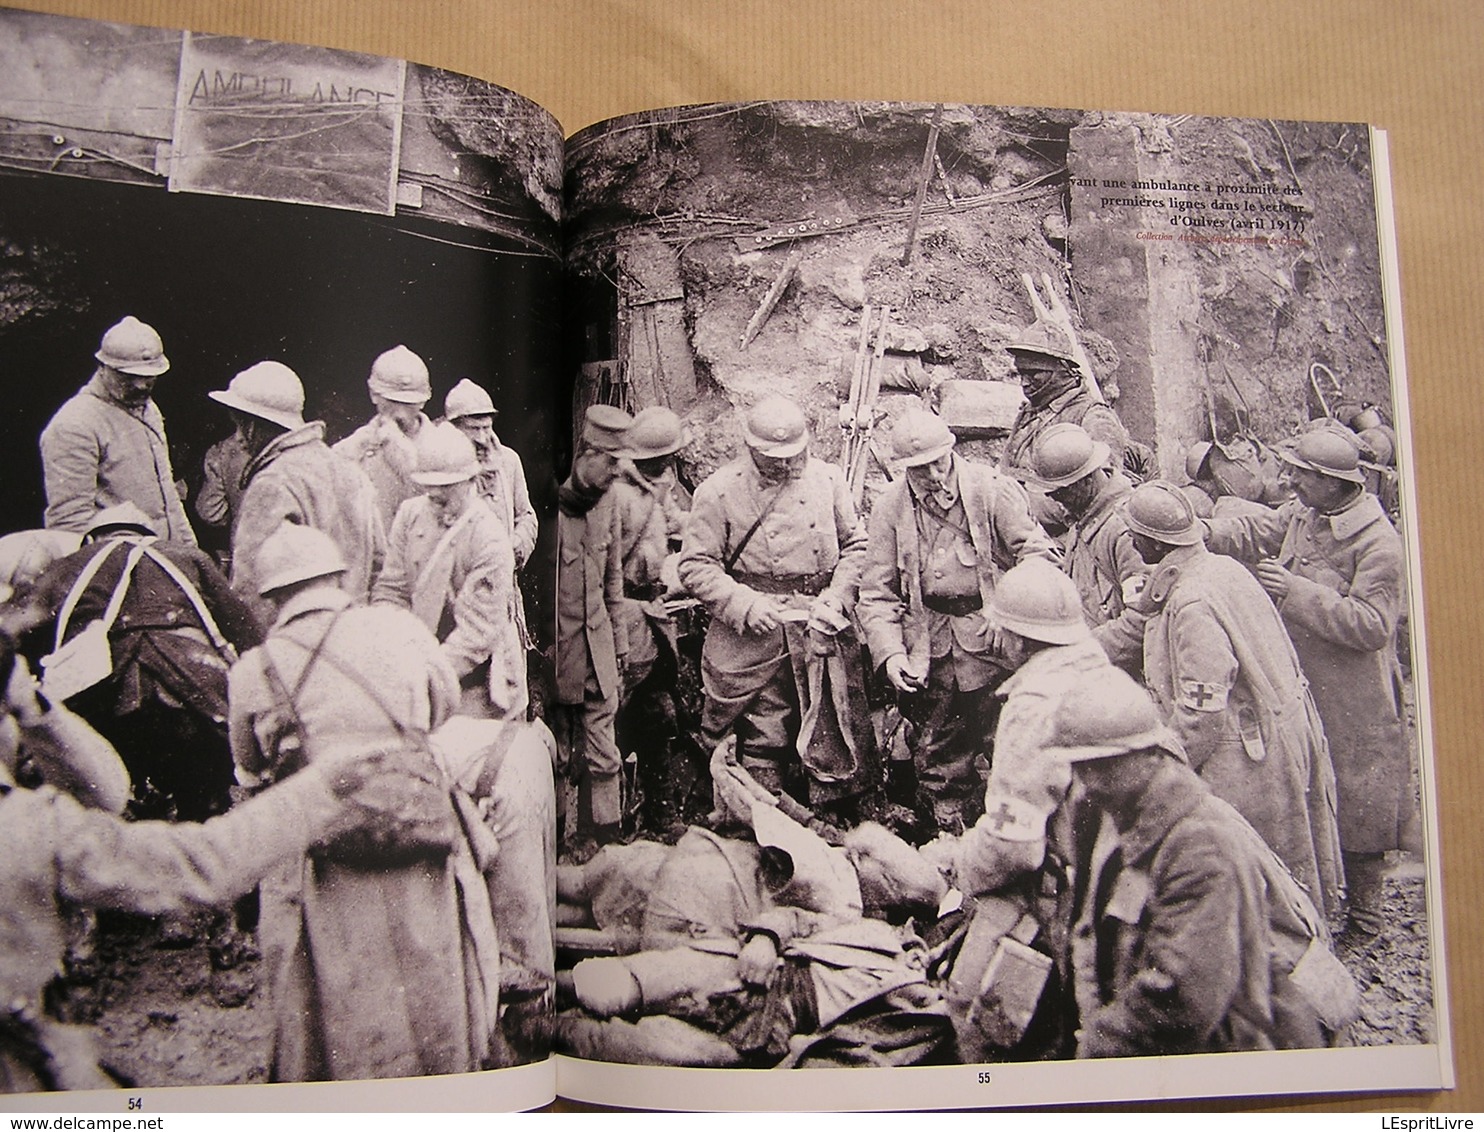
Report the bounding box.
[194,420,250,571]
[1206,428,1412,941]
[608,405,692,830]
[229,523,501,1082]
[998,321,1129,488]
[1026,423,1148,672]
[1124,480,1343,919]
[373,422,526,720]
[678,394,871,817]
[208,361,385,622]
[40,316,196,545]
[857,407,1059,835]
[443,378,539,570]
[334,345,435,532]
[555,405,632,853]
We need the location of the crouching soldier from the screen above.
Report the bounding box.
[1056,673,1358,1057]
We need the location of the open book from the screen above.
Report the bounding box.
[0,4,1452,1113]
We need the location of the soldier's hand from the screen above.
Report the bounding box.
[743,595,783,634]
[4,655,47,727]
[1255,559,1294,602]
[737,934,780,989]
[885,654,927,693]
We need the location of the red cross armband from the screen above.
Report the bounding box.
[1177,677,1228,712]
[980,793,1045,843]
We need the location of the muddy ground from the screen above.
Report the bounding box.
[73,857,1432,1089]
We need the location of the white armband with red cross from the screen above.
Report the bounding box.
[1177,677,1228,712]
[978,793,1045,843]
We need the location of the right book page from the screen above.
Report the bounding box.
[553,101,1451,1111]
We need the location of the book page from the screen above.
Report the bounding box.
[0,7,562,1112]
[553,100,1450,1110]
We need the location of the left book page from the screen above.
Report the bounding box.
[0,6,561,1113]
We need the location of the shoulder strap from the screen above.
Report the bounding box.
[724,484,787,574]
[54,540,147,651]
[412,504,481,597]
[140,546,235,660]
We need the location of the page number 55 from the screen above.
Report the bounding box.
[977,1072,993,1084]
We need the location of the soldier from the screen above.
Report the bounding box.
[40,316,196,545]
[333,345,435,531]
[555,405,632,852]
[0,632,405,1093]
[194,420,250,570]
[857,407,1059,834]
[27,503,260,821]
[1057,673,1354,1056]
[373,422,527,720]
[1026,423,1147,672]
[1180,439,1282,520]
[608,406,692,829]
[208,361,385,623]
[1124,481,1343,919]
[998,320,1129,490]
[677,394,871,817]
[228,523,501,1082]
[1206,428,1412,940]
[442,378,538,570]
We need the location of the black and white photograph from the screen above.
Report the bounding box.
[0,7,563,1104]
[552,99,1446,1104]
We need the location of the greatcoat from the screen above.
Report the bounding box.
[229,588,500,1082]
[374,494,527,719]
[40,372,196,545]
[231,422,386,621]
[333,413,433,534]
[1139,542,1343,917]
[1060,472,1147,671]
[1207,491,1410,853]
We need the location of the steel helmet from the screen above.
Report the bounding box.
[986,559,1090,645]
[367,345,431,403]
[1184,440,1215,481]
[84,502,157,539]
[208,361,306,431]
[95,316,169,377]
[444,378,497,421]
[891,408,956,467]
[742,394,809,458]
[1006,320,1076,366]
[1280,428,1365,484]
[1028,423,1110,489]
[1125,480,1204,546]
[624,406,691,460]
[1047,667,1182,764]
[410,422,480,485]
[256,523,346,595]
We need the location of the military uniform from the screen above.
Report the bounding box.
[678,454,868,806]
[229,585,500,1082]
[374,494,527,720]
[1206,492,1409,858]
[1000,385,1129,486]
[40,372,196,545]
[1061,472,1148,671]
[1071,758,1345,1057]
[333,412,433,533]
[31,532,261,820]
[231,422,386,623]
[1139,541,1344,918]
[857,457,1059,829]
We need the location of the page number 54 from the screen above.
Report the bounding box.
[128,1097,143,1111]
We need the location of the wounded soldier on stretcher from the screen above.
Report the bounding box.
[555,740,959,1068]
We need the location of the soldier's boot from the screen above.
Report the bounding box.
[886,756,918,808]
[739,751,788,799]
[1341,850,1389,940]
